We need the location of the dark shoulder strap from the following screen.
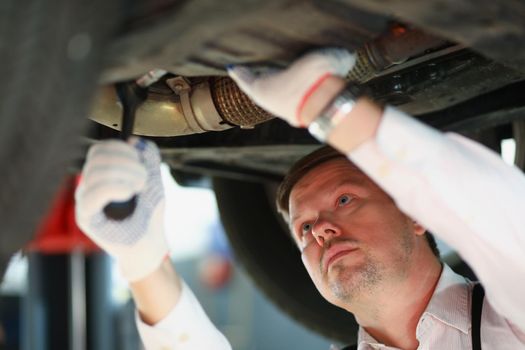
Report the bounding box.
[341,284,484,350]
[471,283,485,350]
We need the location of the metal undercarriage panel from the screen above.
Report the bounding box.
[339,0,525,72]
[101,0,525,116]
[92,0,525,176]
[103,0,388,81]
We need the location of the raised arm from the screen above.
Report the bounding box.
[341,101,525,331]
[75,138,231,350]
[229,49,525,330]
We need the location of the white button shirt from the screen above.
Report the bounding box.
[137,106,525,349]
[136,281,232,350]
[350,107,525,335]
[356,265,525,349]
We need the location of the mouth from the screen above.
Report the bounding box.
[323,246,358,273]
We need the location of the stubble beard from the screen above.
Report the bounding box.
[328,253,384,304]
[328,231,414,304]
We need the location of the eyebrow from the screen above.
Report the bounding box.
[290,178,365,225]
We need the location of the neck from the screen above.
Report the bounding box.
[349,256,442,350]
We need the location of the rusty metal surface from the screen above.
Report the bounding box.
[102,0,388,82]
[348,25,449,83]
[338,0,525,72]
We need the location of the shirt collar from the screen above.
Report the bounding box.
[419,263,470,334]
[357,327,383,348]
[357,264,471,348]
[356,327,399,350]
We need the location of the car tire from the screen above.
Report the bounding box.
[213,177,359,344]
[0,0,119,277]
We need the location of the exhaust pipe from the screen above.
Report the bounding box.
[89,76,274,137]
[90,25,449,136]
[348,24,449,83]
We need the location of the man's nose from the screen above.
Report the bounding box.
[311,216,341,246]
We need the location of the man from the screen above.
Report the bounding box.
[76,49,525,349]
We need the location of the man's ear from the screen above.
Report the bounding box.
[412,221,426,237]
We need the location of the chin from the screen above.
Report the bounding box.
[328,267,362,302]
[328,261,381,303]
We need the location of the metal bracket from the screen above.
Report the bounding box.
[166,77,205,133]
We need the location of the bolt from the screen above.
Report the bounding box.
[173,84,184,92]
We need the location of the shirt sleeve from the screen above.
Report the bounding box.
[348,106,525,330]
[135,280,232,350]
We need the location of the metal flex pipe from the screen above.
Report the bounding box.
[348,24,449,83]
[89,76,274,137]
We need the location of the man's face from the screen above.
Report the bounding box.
[289,158,422,308]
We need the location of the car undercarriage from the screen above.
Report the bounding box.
[1,0,525,343]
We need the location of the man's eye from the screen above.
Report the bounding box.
[337,194,353,207]
[301,223,312,234]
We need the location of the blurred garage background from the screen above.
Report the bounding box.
[0,165,335,350]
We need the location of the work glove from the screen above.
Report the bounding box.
[75,138,169,282]
[227,48,356,127]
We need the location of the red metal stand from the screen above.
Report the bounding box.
[27,175,99,254]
